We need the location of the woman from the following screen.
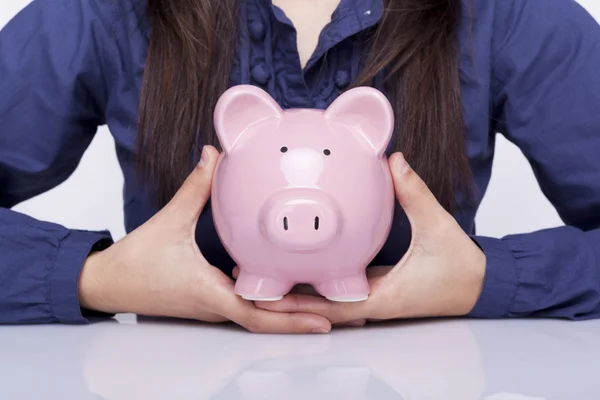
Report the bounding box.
[1,0,599,334]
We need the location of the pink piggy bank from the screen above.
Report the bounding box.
[211,85,395,302]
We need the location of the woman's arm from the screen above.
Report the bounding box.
[470,0,600,319]
[0,0,333,333]
[252,0,600,324]
[0,0,115,324]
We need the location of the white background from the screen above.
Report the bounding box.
[1,0,599,242]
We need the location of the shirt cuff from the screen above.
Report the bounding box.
[49,230,114,324]
[467,235,519,318]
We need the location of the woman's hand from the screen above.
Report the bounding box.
[78,146,332,334]
[255,153,486,325]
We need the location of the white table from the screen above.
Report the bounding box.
[1,315,599,399]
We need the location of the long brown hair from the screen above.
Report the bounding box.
[138,0,472,211]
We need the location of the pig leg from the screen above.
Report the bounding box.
[314,273,370,302]
[234,270,294,301]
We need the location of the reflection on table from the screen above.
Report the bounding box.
[1,315,599,399]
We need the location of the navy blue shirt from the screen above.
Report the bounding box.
[1,0,600,324]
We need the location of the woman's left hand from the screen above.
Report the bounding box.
[255,153,487,325]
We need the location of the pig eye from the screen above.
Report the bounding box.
[280,146,288,153]
[323,149,331,156]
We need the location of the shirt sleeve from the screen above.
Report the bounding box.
[0,0,116,324]
[469,0,600,319]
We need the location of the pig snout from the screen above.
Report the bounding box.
[260,190,340,252]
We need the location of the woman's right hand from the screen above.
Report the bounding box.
[77,146,331,334]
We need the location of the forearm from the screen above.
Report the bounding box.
[469,225,600,319]
[0,208,114,324]
[78,246,130,316]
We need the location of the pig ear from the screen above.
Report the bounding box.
[214,85,283,153]
[324,87,394,155]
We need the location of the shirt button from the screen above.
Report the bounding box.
[335,70,351,89]
[249,20,266,41]
[251,63,272,85]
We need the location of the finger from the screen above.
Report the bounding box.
[230,306,332,334]
[217,291,333,334]
[255,294,368,325]
[388,152,446,229]
[334,319,367,328]
[166,145,220,224]
[232,266,239,279]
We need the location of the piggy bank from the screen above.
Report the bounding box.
[211,85,395,302]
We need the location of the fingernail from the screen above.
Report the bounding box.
[311,327,330,334]
[198,146,208,167]
[396,153,409,175]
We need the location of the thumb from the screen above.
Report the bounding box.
[388,152,445,229]
[166,145,220,223]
